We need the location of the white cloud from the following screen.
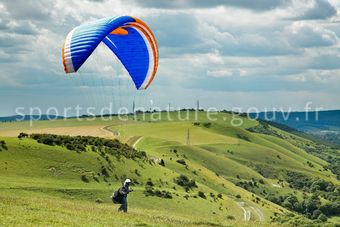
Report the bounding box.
[292,0,337,20]
[207,69,247,78]
[0,0,339,115]
[207,69,233,78]
[287,21,339,47]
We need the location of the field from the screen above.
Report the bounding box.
[0,111,339,226]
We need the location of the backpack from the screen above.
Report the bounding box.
[111,187,123,204]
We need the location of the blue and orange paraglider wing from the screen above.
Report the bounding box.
[62,16,158,90]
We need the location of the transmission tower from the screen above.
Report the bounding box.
[186,128,190,145]
[132,100,135,114]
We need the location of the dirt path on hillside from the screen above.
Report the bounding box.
[250,206,264,221]
[102,125,120,137]
[235,201,264,222]
[132,137,143,148]
[236,202,251,221]
[271,183,282,188]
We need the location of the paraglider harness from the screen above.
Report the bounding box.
[111,187,124,204]
[111,186,133,204]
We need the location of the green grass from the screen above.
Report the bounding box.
[0,137,275,225]
[111,122,238,145]
[0,111,339,226]
[1,188,271,227]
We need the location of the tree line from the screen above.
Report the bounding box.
[19,133,147,160]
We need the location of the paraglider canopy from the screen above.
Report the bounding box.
[62,16,158,90]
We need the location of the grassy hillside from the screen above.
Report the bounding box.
[0,111,339,226]
[249,110,340,147]
[0,137,267,226]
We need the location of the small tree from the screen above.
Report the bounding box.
[81,174,90,183]
[175,174,197,192]
[198,191,206,199]
[176,159,186,165]
[159,159,165,166]
[18,132,28,139]
[146,179,154,187]
[0,140,7,150]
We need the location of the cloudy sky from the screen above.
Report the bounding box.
[0,0,339,116]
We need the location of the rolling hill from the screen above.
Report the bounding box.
[249,110,340,147]
[0,111,339,226]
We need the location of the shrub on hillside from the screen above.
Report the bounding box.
[285,171,335,194]
[0,140,7,150]
[146,179,154,187]
[66,143,75,151]
[29,134,147,160]
[306,161,314,168]
[176,159,186,165]
[175,174,197,192]
[101,166,110,178]
[18,132,28,139]
[247,122,283,139]
[93,174,100,182]
[81,174,90,183]
[198,191,206,199]
[328,160,340,180]
[144,186,172,199]
[159,159,165,166]
[202,122,211,128]
[134,169,141,176]
[255,165,277,178]
[265,191,340,221]
[320,202,340,216]
[226,215,235,220]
